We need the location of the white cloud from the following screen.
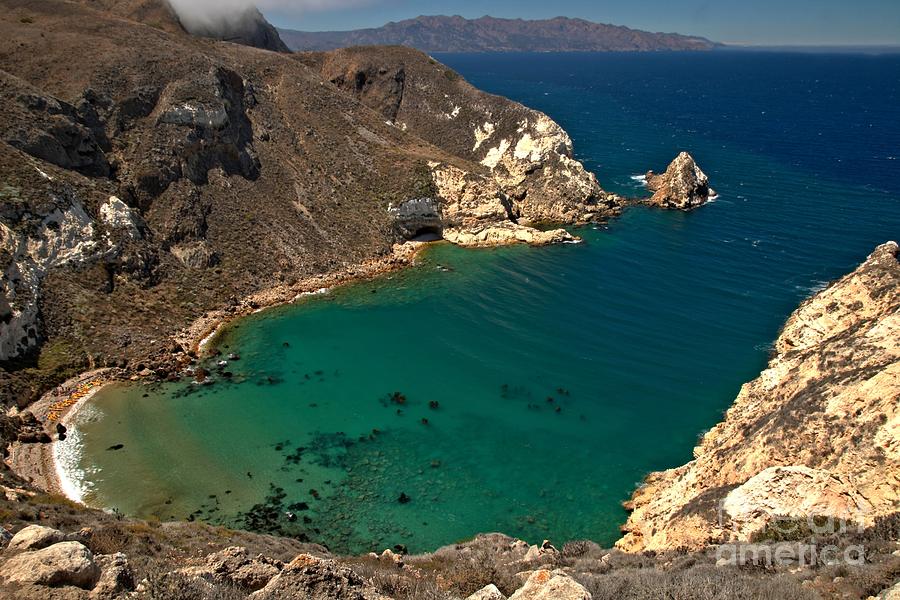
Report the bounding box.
[168,0,376,30]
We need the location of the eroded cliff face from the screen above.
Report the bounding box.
[305,46,620,244]
[618,241,900,552]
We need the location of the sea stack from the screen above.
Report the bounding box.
[645,151,715,210]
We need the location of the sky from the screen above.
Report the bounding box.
[261,0,900,46]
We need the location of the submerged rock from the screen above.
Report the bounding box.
[645,151,714,210]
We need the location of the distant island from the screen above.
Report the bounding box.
[278,15,720,53]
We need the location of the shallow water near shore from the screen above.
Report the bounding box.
[64,51,900,554]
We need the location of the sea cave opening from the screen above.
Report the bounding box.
[409,226,443,242]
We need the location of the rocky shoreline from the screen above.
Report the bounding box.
[619,241,900,554]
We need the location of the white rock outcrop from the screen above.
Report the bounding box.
[722,466,875,540]
[0,200,100,359]
[468,583,507,600]
[99,195,141,238]
[508,569,591,600]
[468,114,608,224]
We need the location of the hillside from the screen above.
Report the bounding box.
[278,15,719,53]
[0,1,615,406]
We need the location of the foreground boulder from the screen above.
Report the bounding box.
[1,541,101,589]
[91,552,135,598]
[645,151,714,209]
[619,242,900,552]
[181,545,283,592]
[249,553,385,599]
[6,524,65,551]
[468,583,507,600]
[508,570,591,600]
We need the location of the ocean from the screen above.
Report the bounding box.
[60,51,900,554]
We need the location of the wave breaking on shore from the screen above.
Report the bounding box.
[52,395,102,505]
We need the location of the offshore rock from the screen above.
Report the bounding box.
[618,241,900,552]
[645,152,714,210]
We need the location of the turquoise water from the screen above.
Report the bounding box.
[66,52,900,554]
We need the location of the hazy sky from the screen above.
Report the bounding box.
[263,0,900,45]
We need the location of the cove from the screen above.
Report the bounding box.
[61,51,900,554]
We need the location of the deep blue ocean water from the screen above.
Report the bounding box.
[64,51,900,554]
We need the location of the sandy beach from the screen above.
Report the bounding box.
[5,369,115,499]
[4,241,428,503]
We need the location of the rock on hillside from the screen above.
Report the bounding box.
[618,241,900,552]
[508,569,592,600]
[2,540,102,589]
[0,0,612,404]
[645,152,714,210]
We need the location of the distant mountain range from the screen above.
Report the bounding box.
[278,15,719,53]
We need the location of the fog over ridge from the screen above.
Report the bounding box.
[167,0,374,32]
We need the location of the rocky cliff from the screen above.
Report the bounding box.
[301,46,618,234]
[618,241,900,553]
[0,0,614,404]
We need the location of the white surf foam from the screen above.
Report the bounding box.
[794,279,830,296]
[630,174,648,186]
[52,401,102,504]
